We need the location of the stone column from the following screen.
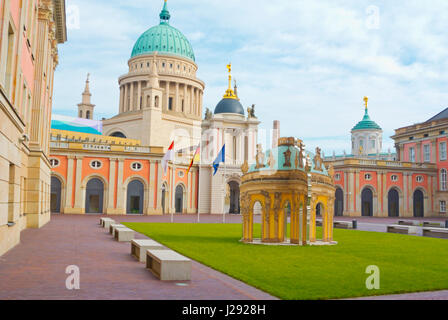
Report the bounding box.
[355,170,360,215]
[129,82,134,111]
[183,84,187,113]
[137,81,142,110]
[74,157,84,212]
[431,139,437,163]
[65,156,75,211]
[190,86,194,114]
[119,86,124,113]
[175,82,179,112]
[116,159,125,214]
[348,170,354,214]
[165,81,170,110]
[107,159,116,211]
[123,83,128,112]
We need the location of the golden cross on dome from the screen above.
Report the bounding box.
[227,63,232,74]
[364,96,369,110]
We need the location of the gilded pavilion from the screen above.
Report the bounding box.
[240,137,336,246]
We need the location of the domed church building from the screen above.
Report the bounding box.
[102,0,205,149]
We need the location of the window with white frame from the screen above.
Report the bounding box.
[423,144,430,162]
[365,173,372,181]
[131,162,142,171]
[90,160,102,169]
[50,158,60,168]
[391,175,398,182]
[440,142,447,161]
[335,173,341,181]
[441,169,447,191]
[409,147,416,162]
[416,176,424,183]
[370,140,376,149]
[440,201,447,213]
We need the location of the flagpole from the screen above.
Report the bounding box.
[171,162,174,223]
[223,158,226,224]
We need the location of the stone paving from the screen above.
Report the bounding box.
[0,214,275,300]
[0,214,446,300]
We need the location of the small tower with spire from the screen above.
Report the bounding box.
[351,96,383,157]
[77,74,95,120]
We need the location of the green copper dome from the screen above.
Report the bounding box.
[352,108,382,131]
[131,1,195,62]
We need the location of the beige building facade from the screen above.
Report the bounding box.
[0,0,67,256]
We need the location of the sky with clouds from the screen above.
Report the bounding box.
[53,0,448,155]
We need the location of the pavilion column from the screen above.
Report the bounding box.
[137,81,142,110]
[328,198,334,242]
[107,159,117,211]
[130,82,134,111]
[302,198,307,245]
[310,196,317,243]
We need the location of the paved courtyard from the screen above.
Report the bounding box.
[0,214,447,300]
[0,214,275,300]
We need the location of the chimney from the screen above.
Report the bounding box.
[272,120,280,149]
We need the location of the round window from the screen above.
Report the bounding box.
[50,158,60,168]
[90,160,102,169]
[131,162,143,172]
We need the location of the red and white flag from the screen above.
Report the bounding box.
[162,141,174,175]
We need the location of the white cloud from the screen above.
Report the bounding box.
[53,0,448,154]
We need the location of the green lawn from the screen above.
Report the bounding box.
[123,222,448,300]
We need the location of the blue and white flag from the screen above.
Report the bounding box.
[213,145,226,176]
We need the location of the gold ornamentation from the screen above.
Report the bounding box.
[364,96,369,110]
[255,144,265,169]
[267,151,276,169]
[313,147,323,172]
[284,148,292,167]
[241,160,249,174]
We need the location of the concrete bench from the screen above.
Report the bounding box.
[109,224,125,237]
[423,228,448,239]
[398,220,419,226]
[423,221,444,228]
[334,221,353,229]
[114,228,135,242]
[100,218,114,227]
[146,249,191,281]
[103,219,116,229]
[131,239,167,263]
[387,225,418,235]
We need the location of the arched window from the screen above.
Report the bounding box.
[86,110,91,119]
[110,132,126,139]
[441,169,447,191]
[79,110,83,118]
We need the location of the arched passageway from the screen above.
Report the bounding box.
[127,180,144,214]
[335,188,344,217]
[413,190,424,218]
[85,178,104,214]
[361,188,373,217]
[388,188,400,217]
[51,176,62,213]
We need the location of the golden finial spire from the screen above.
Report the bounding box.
[223,63,237,99]
[364,96,369,110]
